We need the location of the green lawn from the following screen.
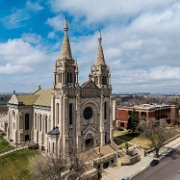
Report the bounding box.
[0,149,41,180]
[0,132,14,154]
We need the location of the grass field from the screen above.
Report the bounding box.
[0,149,41,180]
[113,127,180,150]
[113,130,151,149]
[0,132,14,154]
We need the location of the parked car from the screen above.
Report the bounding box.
[150,159,159,167]
[122,177,131,180]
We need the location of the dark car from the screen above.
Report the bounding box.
[122,177,131,180]
[150,159,159,167]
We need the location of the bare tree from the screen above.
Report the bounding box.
[29,141,102,180]
[29,153,67,180]
[145,118,168,158]
[29,149,95,180]
[67,145,102,180]
[67,146,95,179]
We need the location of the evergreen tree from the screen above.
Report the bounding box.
[127,110,139,133]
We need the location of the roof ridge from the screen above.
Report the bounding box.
[32,85,41,95]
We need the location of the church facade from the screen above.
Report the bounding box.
[7,19,115,160]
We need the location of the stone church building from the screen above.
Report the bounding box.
[7,19,118,170]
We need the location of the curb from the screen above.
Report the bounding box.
[131,136,180,179]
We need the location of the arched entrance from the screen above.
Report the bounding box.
[85,133,94,149]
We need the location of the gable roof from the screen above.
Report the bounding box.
[8,94,19,105]
[34,89,52,107]
[10,89,52,107]
[81,79,99,89]
[17,94,39,105]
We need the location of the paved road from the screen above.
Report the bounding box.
[132,145,180,180]
[102,137,180,180]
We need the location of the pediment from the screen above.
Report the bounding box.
[8,94,19,105]
[81,80,99,90]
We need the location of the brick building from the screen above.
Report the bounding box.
[114,104,179,129]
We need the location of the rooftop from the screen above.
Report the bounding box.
[47,127,60,136]
[11,88,52,107]
[118,103,177,110]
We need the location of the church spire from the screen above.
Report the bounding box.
[95,29,105,65]
[59,17,72,60]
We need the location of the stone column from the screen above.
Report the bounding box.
[110,95,113,143]
[76,93,81,153]
[61,95,66,156]
[100,93,104,146]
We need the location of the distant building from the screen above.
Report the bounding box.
[114,103,179,129]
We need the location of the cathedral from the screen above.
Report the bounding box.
[7,19,117,171]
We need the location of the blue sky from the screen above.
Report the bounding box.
[0,0,180,93]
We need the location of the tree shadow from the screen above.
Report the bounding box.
[165,148,180,160]
[114,132,140,145]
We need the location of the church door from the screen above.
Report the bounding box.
[85,133,94,149]
[25,135,29,141]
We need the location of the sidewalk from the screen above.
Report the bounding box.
[0,146,28,157]
[102,136,180,180]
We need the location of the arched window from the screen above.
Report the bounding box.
[40,114,42,131]
[53,143,55,153]
[25,114,29,130]
[56,103,59,125]
[69,103,73,125]
[45,115,48,133]
[66,73,73,83]
[12,111,15,121]
[66,73,70,83]
[102,76,107,85]
[104,102,107,120]
[105,132,108,144]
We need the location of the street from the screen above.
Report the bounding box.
[132,145,180,180]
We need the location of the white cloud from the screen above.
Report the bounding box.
[0,63,31,74]
[60,2,180,93]
[113,66,180,84]
[1,0,180,93]
[26,1,44,11]
[0,37,58,92]
[49,0,174,23]
[122,40,142,50]
[21,33,42,44]
[0,39,49,74]
[46,15,65,32]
